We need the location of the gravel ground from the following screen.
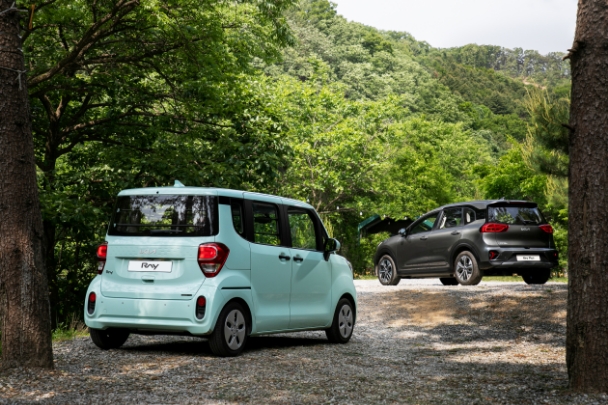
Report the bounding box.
[2,279,608,404]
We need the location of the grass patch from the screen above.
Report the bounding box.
[52,315,88,342]
[354,273,377,280]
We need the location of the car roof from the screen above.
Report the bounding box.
[116,185,315,210]
[438,199,535,210]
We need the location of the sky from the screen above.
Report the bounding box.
[332,0,578,55]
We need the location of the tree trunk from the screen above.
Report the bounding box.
[566,0,608,393]
[0,0,53,369]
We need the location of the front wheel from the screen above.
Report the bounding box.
[522,269,551,285]
[209,302,249,357]
[326,298,355,343]
[454,251,482,286]
[377,254,400,286]
[90,328,130,350]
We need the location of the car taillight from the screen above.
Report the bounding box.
[197,243,230,277]
[539,224,554,234]
[87,292,96,314]
[489,250,499,260]
[96,242,108,274]
[196,296,206,319]
[480,223,509,233]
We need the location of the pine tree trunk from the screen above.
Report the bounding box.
[0,0,53,369]
[566,0,608,392]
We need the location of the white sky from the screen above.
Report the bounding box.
[333,0,578,55]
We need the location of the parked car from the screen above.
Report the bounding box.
[85,182,356,356]
[373,200,559,286]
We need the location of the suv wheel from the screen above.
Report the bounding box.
[326,298,355,343]
[377,254,400,286]
[454,251,482,286]
[209,302,249,357]
[90,328,130,350]
[439,277,459,286]
[522,269,551,285]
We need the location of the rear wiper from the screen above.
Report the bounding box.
[149,230,184,235]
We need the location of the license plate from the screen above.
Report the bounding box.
[516,255,541,262]
[128,260,173,272]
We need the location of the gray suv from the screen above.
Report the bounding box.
[374,200,559,286]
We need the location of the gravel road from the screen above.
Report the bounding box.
[2,279,607,404]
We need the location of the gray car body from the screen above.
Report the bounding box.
[373,200,559,278]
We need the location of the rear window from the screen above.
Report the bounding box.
[487,204,544,225]
[108,195,219,236]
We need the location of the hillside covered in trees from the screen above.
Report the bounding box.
[24,0,570,326]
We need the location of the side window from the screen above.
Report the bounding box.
[252,202,280,246]
[287,208,318,250]
[439,208,463,229]
[464,208,476,225]
[409,213,439,235]
[231,199,245,237]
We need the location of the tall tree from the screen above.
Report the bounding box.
[0,0,53,368]
[566,0,608,392]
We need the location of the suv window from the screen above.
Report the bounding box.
[287,208,318,250]
[409,213,439,235]
[252,202,281,246]
[439,208,462,229]
[109,195,218,236]
[231,199,245,237]
[488,204,544,225]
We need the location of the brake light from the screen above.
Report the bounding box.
[87,292,96,314]
[197,243,230,277]
[539,224,554,234]
[489,250,499,260]
[480,223,509,233]
[96,242,108,274]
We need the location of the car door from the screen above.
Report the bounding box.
[397,211,440,272]
[284,204,332,329]
[427,207,464,269]
[245,195,292,332]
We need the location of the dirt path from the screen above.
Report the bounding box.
[1,280,605,404]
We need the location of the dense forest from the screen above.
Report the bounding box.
[22,0,570,327]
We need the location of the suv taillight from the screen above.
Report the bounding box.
[539,224,554,234]
[197,243,229,277]
[96,242,108,274]
[480,223,509,233]
[87,292,96,314]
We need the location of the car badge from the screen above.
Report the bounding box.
[521,227,530,231]
[139,249,157,255]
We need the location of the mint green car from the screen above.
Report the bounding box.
[84,184,357,356]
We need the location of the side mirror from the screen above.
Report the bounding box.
[398,228,407,237]
[324,238,341,261]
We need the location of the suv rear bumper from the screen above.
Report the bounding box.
[479,247,558,272]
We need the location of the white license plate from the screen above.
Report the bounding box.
[516,255,541,262]
[128,260,173,272]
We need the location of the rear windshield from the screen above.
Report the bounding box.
[487,204,544,225]
[108,195,218,236]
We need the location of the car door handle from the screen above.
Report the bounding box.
[420,236,428,240]
[293,255,304,263]
[451,231,460,235]
[278,253,291,261]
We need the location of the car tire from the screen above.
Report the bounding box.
[209,302,249,357]
[454,251,482,286]
[89,328,130,350]
[439,277,459,286]
[522,269,551,285]
[325,298,355,344]
[377,254,400,286]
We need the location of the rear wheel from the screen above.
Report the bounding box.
[209,302,249,357]
[439,277,459,286]
[454,251,482,286]
[522,269,551,285]
[326,298,355,343]
[377,254,400,286]
[90,328,130,350]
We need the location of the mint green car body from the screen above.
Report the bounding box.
[84,186,357,354]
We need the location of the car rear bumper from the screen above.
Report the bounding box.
[84,283,223,336]
[479,247,558,272]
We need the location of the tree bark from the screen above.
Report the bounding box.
[566,0,608,393]
[0,0,53,369]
